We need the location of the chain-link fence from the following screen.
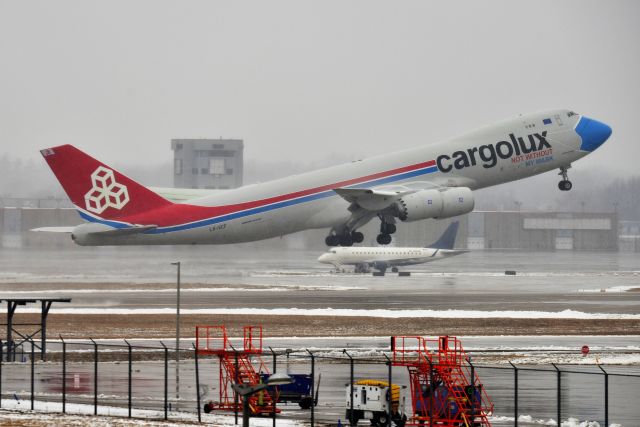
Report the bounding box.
[1,339,639,426]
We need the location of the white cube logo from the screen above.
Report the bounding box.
[84,167,130,214]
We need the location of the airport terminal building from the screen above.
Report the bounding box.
[1,200,631,251]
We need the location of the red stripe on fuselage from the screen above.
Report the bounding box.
[109,160,437,227]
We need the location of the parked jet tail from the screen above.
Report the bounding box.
[428,221,459,249]
[40,145,172,220]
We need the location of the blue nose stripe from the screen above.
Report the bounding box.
[576,116,612,152]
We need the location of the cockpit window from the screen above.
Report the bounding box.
[567,111,578,117]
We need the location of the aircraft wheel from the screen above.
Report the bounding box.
[558,180,572,191]
[376,233,392,245]
[325,235,339,246]
[340,233,354,246]
[351,231,364,243]
[380,223,396,235]
[391,267,398,273]
[298,396,313,409]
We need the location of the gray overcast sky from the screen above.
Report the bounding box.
[1,1,638,175]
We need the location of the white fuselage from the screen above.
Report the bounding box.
[79,109,591,245]
[318,246,464,269]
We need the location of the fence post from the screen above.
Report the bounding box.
[194,343,202,423]
[598,365,608,427]
[468,357,476,425]
[306,349,315,427]
[427,358,434,427]
[160,341,168,420]
[60,336,66,414]
[551,363,561,425]
[30,338,35,411]
[343,350,354,426]
[509,361,518,426]
[384,354,392,427]
[234,350,239,424]
[125,339,132,418]
[269,347,277,427]
[90,338,98,415]
[0,339,3,408]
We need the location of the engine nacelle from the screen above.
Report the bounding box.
[395,187,474,222]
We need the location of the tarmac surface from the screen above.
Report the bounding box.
[1,247,639,314]
[1,246,639,425]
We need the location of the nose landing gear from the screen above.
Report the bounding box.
[558,165,573,191]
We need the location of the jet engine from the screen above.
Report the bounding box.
[394,187,474,222]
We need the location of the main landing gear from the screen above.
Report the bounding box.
[324,218,396,247]
[325,230,364,247]
[376,221,395,245]
[558,165,573,191]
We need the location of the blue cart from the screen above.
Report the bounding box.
[260,373,320,409]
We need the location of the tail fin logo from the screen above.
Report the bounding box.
[84,166,130,214]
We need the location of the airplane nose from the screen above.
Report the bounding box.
[317,253,328,263]
[575,116,612,152]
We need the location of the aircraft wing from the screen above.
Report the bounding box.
[384,257,431,267]
[333,188,406,211]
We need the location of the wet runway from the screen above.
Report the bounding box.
[1,247,639,314]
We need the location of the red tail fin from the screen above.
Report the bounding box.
[41,145,172,220]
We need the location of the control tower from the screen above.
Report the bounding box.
[171,139,243,189]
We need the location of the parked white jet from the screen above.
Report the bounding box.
[36,109,611,246]
[318,221,465,273]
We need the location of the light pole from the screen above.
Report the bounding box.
[232,372,293,427]
[171,261,181,407]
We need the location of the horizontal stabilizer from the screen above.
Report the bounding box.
[31,224,157,236]
[88,224,158,236]
[30,226,75,233]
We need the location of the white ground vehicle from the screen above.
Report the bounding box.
[345,380,407,426]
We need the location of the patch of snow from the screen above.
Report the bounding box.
[11,307,640,319]
[0,398,302,426]
[489,415,623,427]
[577,285,638,293]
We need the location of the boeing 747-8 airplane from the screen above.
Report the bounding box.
[36,109,611,246]
[318,221,465,273]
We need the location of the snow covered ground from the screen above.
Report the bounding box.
[490,415,622,427]
[0,399,626,426]
[0,399,302,426]
[8,307,640,319]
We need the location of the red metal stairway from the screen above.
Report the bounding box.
[392,335,493,426]
[196,325,277,415]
